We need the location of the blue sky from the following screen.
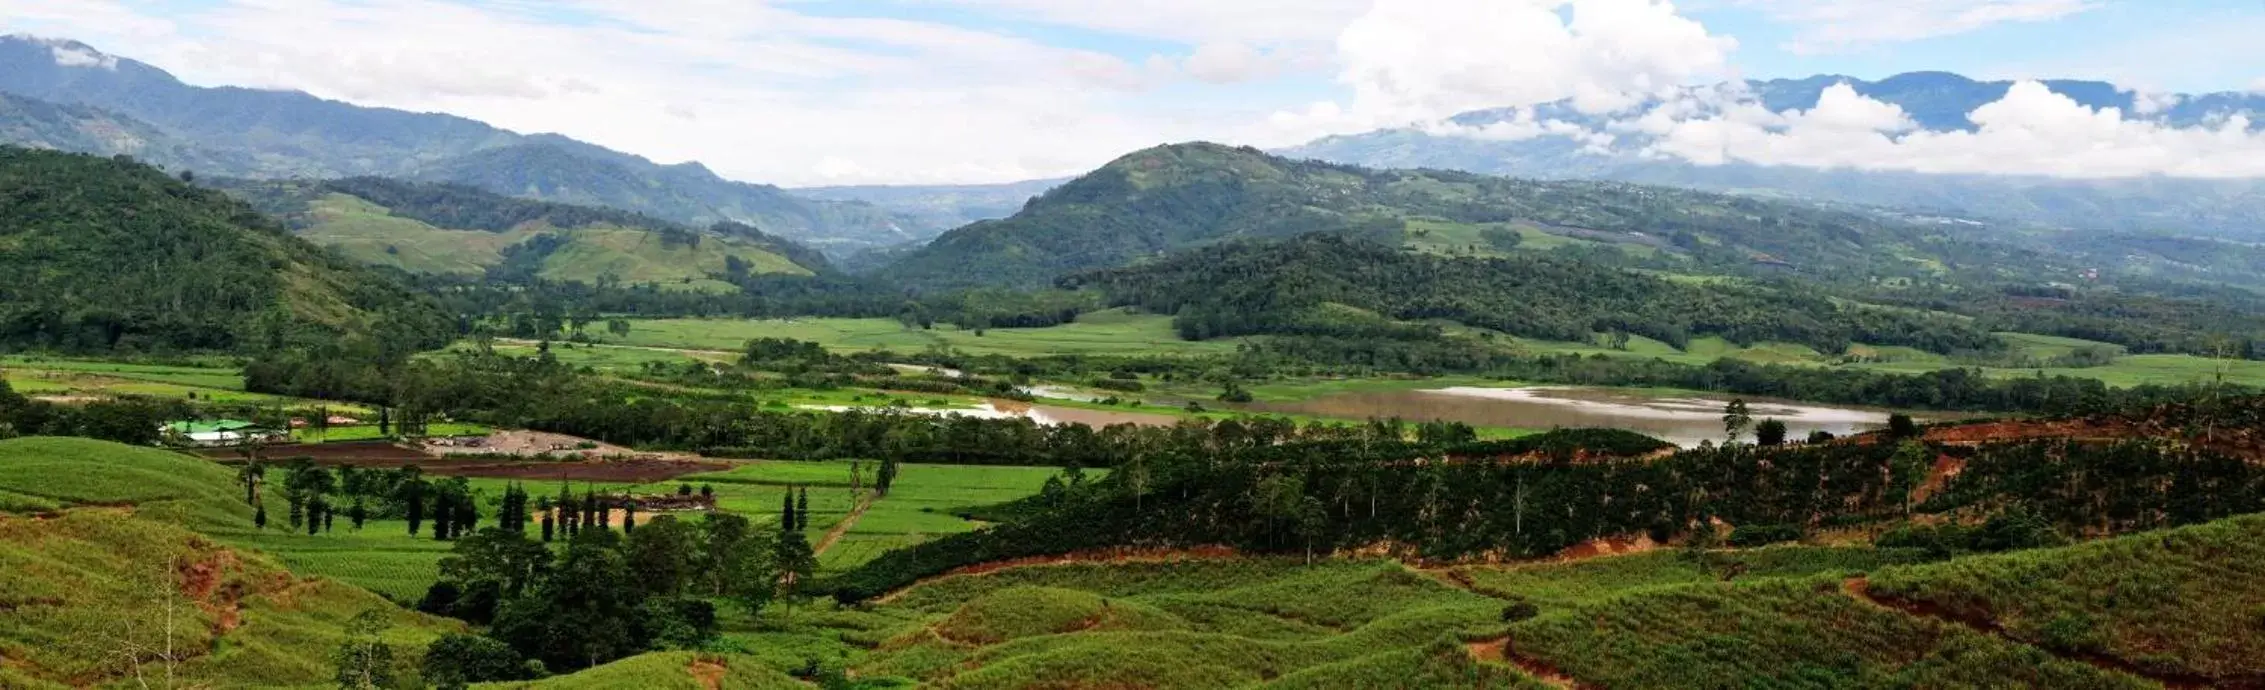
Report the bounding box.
[4,0,2262,184]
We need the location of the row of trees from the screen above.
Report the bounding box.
[822,416,2265,601]
[0,377,177,444]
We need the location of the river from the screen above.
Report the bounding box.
[1239,386,1891,447]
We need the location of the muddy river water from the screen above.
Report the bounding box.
[1239,386,1891,447]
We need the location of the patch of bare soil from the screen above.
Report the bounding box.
[814,492,875,557]
[1467,637,1584,689]
[687,656,728,690]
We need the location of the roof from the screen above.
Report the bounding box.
[165,419,260,434]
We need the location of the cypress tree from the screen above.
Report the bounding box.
[541,509,555,542]
[583,491,599,530]
[306,499,323,536]
[322,503,335,532]
[350,499,367,530]
[255,504,267,530]
[405,482,426,536]
[432,496,452,541]
[288,496,304,530]
[796,487,810,532]
[781,488,797,532]
[623,500,637,533]
[597,496,613,531]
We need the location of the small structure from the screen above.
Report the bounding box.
[161,419,285,447]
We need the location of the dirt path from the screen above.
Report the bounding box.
[813,491,876,557]
[1839,578,2215,689]
[1466,637,1585,689]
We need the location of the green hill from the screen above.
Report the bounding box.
[0,437,461,687]
[0,146,450,353]
[227,177,826,290]
[1074,233,2002,355]
[886,142,2072,291]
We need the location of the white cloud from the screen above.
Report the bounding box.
[0,0,1261,185]
[1182,42,1287,84]
[1640,81,2265,178]
[1277,0,1734,138]
[1736,0,2100,54]
[915,0,1371,45]
[45,41,117,69]
[2250,77,2265,95]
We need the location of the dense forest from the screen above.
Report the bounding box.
[1073,234,2003,355]
[0,147,454,353]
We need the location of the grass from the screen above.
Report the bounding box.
[1868,513,2265,683]
[474,651,804,689]
[613,308,1241,358]
[0,496,459,687]
[1450,546,1936,609]
[1498,330,2265,389]
[1507,577,2152,689]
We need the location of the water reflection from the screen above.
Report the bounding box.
[1243,386,1890,447]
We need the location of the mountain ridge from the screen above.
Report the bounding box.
[0,35,928,250]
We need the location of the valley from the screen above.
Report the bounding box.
[1,25,2263,690]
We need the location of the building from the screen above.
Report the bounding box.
[161,419,284,447]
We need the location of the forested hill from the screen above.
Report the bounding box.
[1071,234,2001,355]
[0,147,451,353]
[886,141,2078,291]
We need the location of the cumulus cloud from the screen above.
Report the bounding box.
[1182,42,1288,84]
[1638,81,2265,178]
[1276,0,1733,138]
[1736,0,2100,54]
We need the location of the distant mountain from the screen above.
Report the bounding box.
[794,179,1065,236]
[1284,72,2265,239]
[220,177,829,290]
[0,35,911,250]
[0,146,449,352]
[886,142,2112,292]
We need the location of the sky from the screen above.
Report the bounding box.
[3,0,2263,186]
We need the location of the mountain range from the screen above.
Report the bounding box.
[6,34,2265,259]
[0,35,947,251]
[1284,72,2265,239]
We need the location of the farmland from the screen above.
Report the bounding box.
[607,309,1243,358]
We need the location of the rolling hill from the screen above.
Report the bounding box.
[887,141,2087,291]
[0,146,451,353]
[0,35,918,250]
[224,177,829,291]
[1284,71,2265,240]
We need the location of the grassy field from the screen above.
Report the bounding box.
[1510,331,2265,389]
[613,308,1241,358]
[818,463,1070,573]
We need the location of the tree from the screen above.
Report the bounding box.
[1755,419,1789,447]
[307,498,326,536]
[1722,399,1754,444]
[677,483,692,497]
[795,488,810,532]
[432,494,453,542]
[1888,413,1919,439]
[780,489,798,533]
[439,528,554,613]
[421,634,529,688]
[700,484,714,499]
[1888,441,1931,519]
[350,499,367,530]
[625,515,699,597]
[332,610,400,690]
[255,503,268,530]
[622,500,638,534]
[403,479,427,537]
[538,497,555,543]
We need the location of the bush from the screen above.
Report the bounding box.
[1501,600,1541,623]
[422,634,532,687]
[1089,378,1145,393]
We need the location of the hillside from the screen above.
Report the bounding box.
[225,177,826,288]
[887,142,2094,291]
[0,146,451,353]
[0,437,461,687]
[1072,233,2001,355]
[1284,71,2265,240]
[0,36,911,250]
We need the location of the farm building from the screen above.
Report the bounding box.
[161,419,285,446]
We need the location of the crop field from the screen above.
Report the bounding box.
[613,308,1240,358]
[1867,513,2265,685]
[818,463,1070,573]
